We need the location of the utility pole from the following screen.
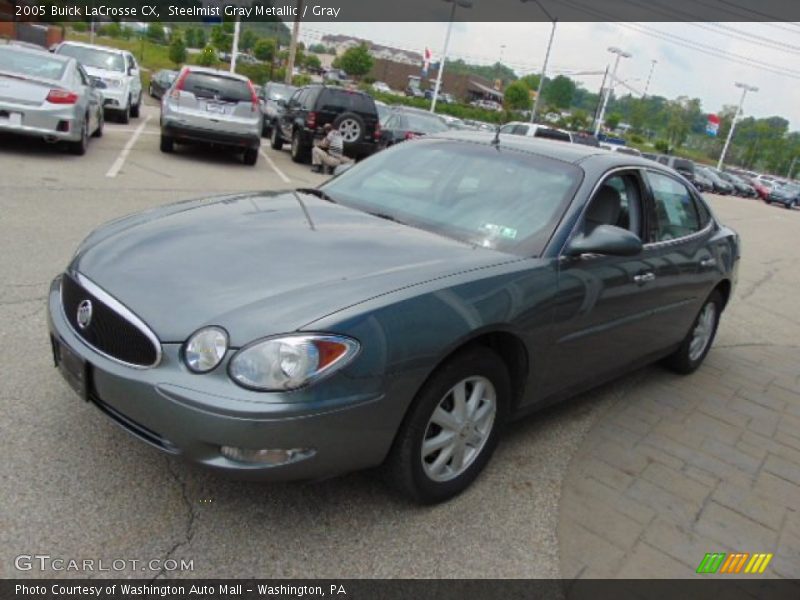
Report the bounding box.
[230,17,241,73]
[430,0,472,113]
[285,0,304,85]
[717,82,758,170]
[591,65,609,133]
[643,59,657,98]
[787,156,798,179]
[530,20,556,124]
[594,46,631,136]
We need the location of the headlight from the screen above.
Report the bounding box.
[184,326,229,373]
[228,334,359,391]
[103,78,122,88]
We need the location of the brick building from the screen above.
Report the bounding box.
[0,0,64,47]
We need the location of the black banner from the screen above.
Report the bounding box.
[4,580,800,600]
[6,0,800,23]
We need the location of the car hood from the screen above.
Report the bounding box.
[83,65,126,82]
[70,191,515,345]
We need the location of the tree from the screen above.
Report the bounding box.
[338,43,373,80]
[211,25,232,53]
[146,22,166,44]
[309,43,328,54]
[542,75,576,110]
[565,109,589,131]
[240,29,258,52]
[519,73,541,91]
[304,54,322,70]
[605,112,622,131]
[503,81,531,111]
[184,27,206,49]
[253,38,276,63]
[197,45,218,67]
[100,22,122,38]
[168,32,187,68]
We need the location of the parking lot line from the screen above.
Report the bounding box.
[105,115,152,178]
[260,149,291,184]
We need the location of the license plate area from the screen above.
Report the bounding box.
[0,110,22,126]
[52,336,89,401]
[205,102,228,115]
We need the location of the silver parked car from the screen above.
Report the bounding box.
[0,44,104,155]
[258,81,296,137]
[160,66,262,166]
[54,41,143,124]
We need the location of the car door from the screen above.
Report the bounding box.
[639,169,721,346]
[279,88,303,139]
[544,169,669,397]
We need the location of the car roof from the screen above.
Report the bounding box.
[2,43,72,60]
[182,65,250,81]
[58,41,127,55]
[435,130,664,168]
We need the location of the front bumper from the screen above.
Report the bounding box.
[47,276,398,481]
[0,102,82,142]
[163,120,260,149]
[100,87,129,111]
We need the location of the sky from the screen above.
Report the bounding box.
[298,21,800,130]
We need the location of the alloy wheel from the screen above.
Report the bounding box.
[689,302,716,362]
[421,376,497,482]
[338,119,361,142]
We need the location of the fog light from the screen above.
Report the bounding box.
[220,446,315,466]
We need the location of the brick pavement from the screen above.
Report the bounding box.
[558,197,800,579]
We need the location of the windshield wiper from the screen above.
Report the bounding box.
[296,188,336,203]
[366,211,405,225]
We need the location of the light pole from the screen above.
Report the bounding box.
[717,82,758,170]
[643,59,657,98]
[430,0,473,113]
[522,0,557,124]
[594,46,631,136]
[230,17,241,73]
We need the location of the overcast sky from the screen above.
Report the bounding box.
[299,21,800,129]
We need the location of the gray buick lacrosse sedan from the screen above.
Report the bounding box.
[48,132,740,503]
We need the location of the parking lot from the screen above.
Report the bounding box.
[1,97,799,579]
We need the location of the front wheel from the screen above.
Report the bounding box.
[664,291,722,374]
[130,94,141,118]
[243,147,258,166]
[290,130,309,163]
[270,125,283,150]
[118,100,130,124]
[159,134,174,153]
[385,346,510,504]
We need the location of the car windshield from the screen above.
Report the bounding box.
[0,48,67,80]
[266,83,295,100]
[400,113,450,134]
[320,139,581,256]
[182,73,252,102]
[57,45,125,72]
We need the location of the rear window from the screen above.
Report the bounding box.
[318,89,376,115]
[182,72,251,102]
[57,44,125,72]
[0,47,67,80]
[534,128,571,142]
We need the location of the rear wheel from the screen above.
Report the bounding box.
[270,125,283,150]
[385,346,510,504]
[243,147,258,166]
[290,130,309,163]
[664,291,722,374]
[67,119,89,156]
[160,134,174,153]
[119,100,130,124]
[91,109,103,138]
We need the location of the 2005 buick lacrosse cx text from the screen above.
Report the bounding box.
[48,132,739,504]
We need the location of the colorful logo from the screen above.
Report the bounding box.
[696,552,773,574]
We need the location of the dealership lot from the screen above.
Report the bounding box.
[1,100,798,578]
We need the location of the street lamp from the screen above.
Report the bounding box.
[522,0,557,124]
[643,59,657,98]
[717,82,758,170]
[594,46,632,136]
[430,0,473,113]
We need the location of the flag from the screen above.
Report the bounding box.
[422,47,432,76]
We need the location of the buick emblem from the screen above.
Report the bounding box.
[76,299,93,329]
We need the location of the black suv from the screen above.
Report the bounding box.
[270,84,380,162]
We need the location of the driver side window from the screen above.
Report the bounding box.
[582,172,644,238]
[646,171,701,242]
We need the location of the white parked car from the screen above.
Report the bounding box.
[498,121,571,143]
[54,41,142,124]
[372,81,392,94]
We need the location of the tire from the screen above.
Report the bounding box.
[148,84,154,98]
[130,97,140,119]
[270,125,283,150]
[385,346,510,504]
[160,134,174,153]
[664,290,723,375]
[290,129,309,163]
[333,112,366,144]
[243,147,258,166]
[91,108,103,138]
[118,100,130,124]
[67,118,89,156]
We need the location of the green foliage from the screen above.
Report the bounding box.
[72,21,88,32]
[292,74,312,86]
[253,38,276,63]
[211,25,231,53]
[543,75,576,110]
[446,59,516,87]
[168,32,186,68]
[503,81,531,111]
[304,54,322,70]
[183,27,206,49]
[146,22,165,44]
[196,45,218,67]
[628,133,644,144]
[605,112,622,131]
[338,43,373,79]
[99,22,122,39]
[235,63,271,85]
[563,109,590,131]
[370,91,516,124]
[654,140,670,153]
[240,29,258,52]
[308,43,328,54]
[519,73,541,91]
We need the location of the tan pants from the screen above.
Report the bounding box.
[312,146,352,167]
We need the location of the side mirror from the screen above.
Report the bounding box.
[565,225,643,258]
[333,162,355,177]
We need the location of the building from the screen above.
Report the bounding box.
[0,0,64,47]
[321,34,423,66]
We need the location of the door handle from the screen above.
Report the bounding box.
[700,257,717,268]
[634,272,656,284]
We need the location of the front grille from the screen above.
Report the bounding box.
[61,274,160,367]
[90,392,177,453]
